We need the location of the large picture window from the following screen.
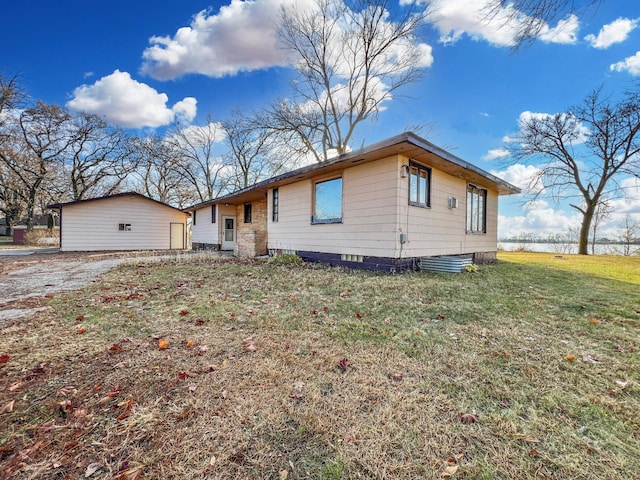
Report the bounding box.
[313,177,342,224]
[466,184,487,234]
[408,162,431,208]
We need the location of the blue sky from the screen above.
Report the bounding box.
[2,0,640,239]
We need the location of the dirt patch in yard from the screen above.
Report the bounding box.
[0,251,226,326]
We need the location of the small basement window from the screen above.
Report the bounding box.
[118,223,132,231]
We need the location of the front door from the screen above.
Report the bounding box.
[170,223,184,249]
[222,216,235,250]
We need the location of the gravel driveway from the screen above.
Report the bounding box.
[0,250,221,325]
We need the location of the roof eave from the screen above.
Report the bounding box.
[184,132,521,211]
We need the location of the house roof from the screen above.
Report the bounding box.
[47,192,190,215]
[186,132,520,211]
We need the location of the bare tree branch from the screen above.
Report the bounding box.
[507,87,640,254]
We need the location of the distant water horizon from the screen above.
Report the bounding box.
[498,241,638,256]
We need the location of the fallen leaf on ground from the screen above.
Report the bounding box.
[186,339,195,348]
[336,357,349,372]
[458,413,479,424]
[158,339,169,349]
[109,343,123,351]
[243,338,257,352]
[180,310,189,316]
[589,317,600,324]
[112,465,143,480]
[1,400,15,413]
[9,381,24,392]
[76,328,86,334]
[0,354,9,363]
[566,354,576,362]
[116,399,134,421]
[441,464,459,477]
[615,380,628,389]
[177,410,190,420]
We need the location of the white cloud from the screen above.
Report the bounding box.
[585,17,639,49]
[608,177,640,215]
[539,14,579,44]
[424,0,578,47]
[67,70,197,128]
[141,0,433,81]
[516,110,590,144]
[483,148,509,161]
[172,98,198,126]
[610,51,640,76]
[498,200,581,238]
[491,163,543,194]
[499,176,640,240]
[141,0,315,80]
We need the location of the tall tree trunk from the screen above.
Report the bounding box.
[578,203,596,255]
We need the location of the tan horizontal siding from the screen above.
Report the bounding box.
[61,196,188,251]
[268,157,401,257]
[398,165,498,257]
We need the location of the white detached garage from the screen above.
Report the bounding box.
[48,192,189,252]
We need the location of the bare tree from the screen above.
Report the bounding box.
[222,113,293,190]
[0,102,74,230]
[0,163,25,233]
[484,0,602,46]
[271,0,428,161]
[0,74,28,232]
[507,87,640,255]
[65,113,137,200]
[130,135,194,208]
[618,214,639,256]
[165,119,230,202]
[0,74,27,132]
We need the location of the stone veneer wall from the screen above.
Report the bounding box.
[234,198,268,257]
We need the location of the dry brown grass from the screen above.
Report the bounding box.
[1,253,639,479]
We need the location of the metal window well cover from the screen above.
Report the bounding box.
[420,255,473,273]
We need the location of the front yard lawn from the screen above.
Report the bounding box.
[1,252,638,479]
